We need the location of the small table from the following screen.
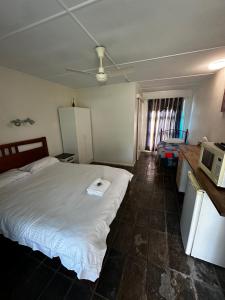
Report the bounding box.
[55,153,76,163]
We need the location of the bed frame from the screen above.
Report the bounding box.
[0,137,49,173]
[159,129,188,144]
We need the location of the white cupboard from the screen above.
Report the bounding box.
[58,107,93,163]
[176,154,192,192]
[181,171,225,267]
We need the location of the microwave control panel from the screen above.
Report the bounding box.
[213,157,223,179]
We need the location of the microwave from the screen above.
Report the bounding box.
[199,142,225,187]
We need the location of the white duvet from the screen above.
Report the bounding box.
[0,162,132,281]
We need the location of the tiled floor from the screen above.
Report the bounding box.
[1,152,225,299]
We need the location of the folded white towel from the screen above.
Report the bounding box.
[87,178,111,197]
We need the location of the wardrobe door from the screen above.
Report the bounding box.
[59,107,78,158]
[75,108,93,163]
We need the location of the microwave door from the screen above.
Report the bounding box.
[201,148,214,171]
[180,171,205,255]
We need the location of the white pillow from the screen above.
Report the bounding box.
[164,138,184,144]
[0,169,30,189]
[19,156,59,174]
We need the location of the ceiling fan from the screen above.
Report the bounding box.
[66,46,133,83]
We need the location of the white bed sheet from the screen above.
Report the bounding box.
[0,162,132,281]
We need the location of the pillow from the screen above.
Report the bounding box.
[19,156,59,174]
[164,138,184,144]
[0,169,30,189]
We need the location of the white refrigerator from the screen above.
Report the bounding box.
[180,171,225,267]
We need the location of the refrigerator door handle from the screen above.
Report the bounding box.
[188,171,203,192]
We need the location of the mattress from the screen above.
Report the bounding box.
[0,162,132,281]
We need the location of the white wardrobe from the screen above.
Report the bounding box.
[58,107,93,164]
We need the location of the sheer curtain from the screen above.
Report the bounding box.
[145,98,184,151]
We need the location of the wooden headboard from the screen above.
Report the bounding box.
[0,137,49,173]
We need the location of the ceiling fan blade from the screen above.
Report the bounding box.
[65,68,95,76]
[107,66,134,77]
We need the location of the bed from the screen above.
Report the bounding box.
[0,137,132,281]
[157,129,188,167]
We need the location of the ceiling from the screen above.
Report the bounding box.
[0,0,225,92]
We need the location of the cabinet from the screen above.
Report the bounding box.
[181,171,225,267]
[176,154,192,192]
[58,107,93,164]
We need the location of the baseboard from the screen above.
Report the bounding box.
[93,160,135,167]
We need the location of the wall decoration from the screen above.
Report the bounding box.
[10,118,35,126]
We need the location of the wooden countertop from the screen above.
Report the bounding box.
[179,144,225,217]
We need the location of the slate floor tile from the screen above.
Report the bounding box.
[164,175,174,189]
[12,264,56,300]
[118,256,147,300]
[193,259,220,288]
[168,234,191,275]
[65,281,92,300]
[136,208,150,227]
[11,254,41,286]
[0,249,24,276]
[59,264,77,280]
[165,192,178,214]
[133,192,151,209]
[149,192,165,211]
[169,270,195,299]
[166,212,181,235]
[130,225,148,260]
[0,272,14,299]
[39,272,72,300]
[121,202,137,223]
[148,230,168,268]
[194,280,225,300]
[147,263,170,300]
[96,248,125,300]
[92,294,109,300]
[149,210,166,232]
[29,249,47,262]
[43,256,61,270]
[112,221,134,254]
[214,266,225,291]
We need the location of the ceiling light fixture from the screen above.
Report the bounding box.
[96,72,107,82]
[208,59,225,71]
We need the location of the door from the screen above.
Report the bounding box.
[75,108,93,163]
[176,158,192,193]
[58,107,77,155]
[180,171,204,255]
[191,193,225,267]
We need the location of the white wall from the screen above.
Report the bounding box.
[0,66,76,155]
[183,96,193,131]
[77,82,137,166]
[189,68,225,144]
[142,89,193,100]
[136,98,148,157]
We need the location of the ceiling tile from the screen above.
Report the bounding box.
[126,47,225,82]
[75,0,225,62]
[0,15,98,78]
[0,0,63,37]
[0,0,225,89]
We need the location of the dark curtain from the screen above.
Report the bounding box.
[145,97,184,151]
